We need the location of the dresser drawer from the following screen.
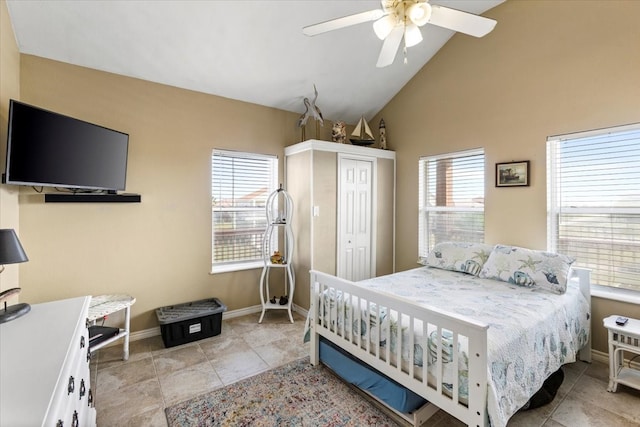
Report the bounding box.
[50,333,92,426]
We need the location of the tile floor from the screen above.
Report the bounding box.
[92,312,640,427]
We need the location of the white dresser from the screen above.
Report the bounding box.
[0,296,96,427]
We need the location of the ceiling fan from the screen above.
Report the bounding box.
[303,0,497,68]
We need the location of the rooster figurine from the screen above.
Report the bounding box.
[332,121,347,143]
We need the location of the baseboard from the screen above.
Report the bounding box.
[129,326,161,342]
[591,349,609,365]
[292,303,308,318]
[129,304,308,343]
[222,304,263,320]
[590,349,640,370]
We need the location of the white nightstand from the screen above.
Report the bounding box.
[88,294,136,360]
[603,315,640,393]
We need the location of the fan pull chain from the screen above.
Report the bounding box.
[403,45,408,64]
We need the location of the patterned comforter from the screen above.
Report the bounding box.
[308,266,590,427]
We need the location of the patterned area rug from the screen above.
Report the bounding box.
[164,357,401,426]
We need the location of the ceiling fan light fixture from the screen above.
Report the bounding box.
[304,0,497,69]
[408,2,432,26]
[373,15,396,40]
[404,24,423,47]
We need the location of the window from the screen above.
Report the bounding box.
[547,123,640,291]
[418,149,485,259]
[211,150,278,273]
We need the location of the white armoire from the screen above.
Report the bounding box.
[284,139,395,310]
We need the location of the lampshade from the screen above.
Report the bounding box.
[404,24,423,47]
[0,229,28,265]
[373,15,396,40]
[408,2,432,27]
[0,229,30,324]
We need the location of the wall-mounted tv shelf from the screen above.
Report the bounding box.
[44,193,141,203]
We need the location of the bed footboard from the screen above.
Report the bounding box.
[573,267,592,363]
[309,270,490,427]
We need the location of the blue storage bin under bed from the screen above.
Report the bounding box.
[319,337,427,414]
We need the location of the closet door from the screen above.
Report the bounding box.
[338,157,372,281]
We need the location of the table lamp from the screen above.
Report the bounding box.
[0,229,30,324]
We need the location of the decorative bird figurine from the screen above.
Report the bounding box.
[296,84,325,141]
[309,84,324,126]
[296,101,310,128]
[296,85,324,127]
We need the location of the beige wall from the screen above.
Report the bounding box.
[376,158,395,275]
[286,149,339,310]
[16,55,302,331]
[311,151,338,277]
[285,150,312,308]
[0,0,21,298]
[373,0,640,353]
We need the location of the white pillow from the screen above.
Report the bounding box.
[420,242,494,276]
[479,245,574,294]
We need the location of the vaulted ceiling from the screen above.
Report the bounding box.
[6,0,503,124]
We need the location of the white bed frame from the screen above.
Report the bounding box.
[308,268,592,427]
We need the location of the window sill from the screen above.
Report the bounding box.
[210,261,263,275]
[591,284,640,305]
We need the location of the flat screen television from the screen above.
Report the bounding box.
[4,100,129,192]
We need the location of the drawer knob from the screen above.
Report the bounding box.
[67,375,75,395]
[71,410,79,427]
[79,379,86,399]
[86,349,91,363]
[56,420,64,427]
[80,335,86,349]
[88,388,93,406]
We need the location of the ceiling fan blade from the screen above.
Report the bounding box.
[303,9,385,36]
[428,4,496,38]
[376,25,404,68]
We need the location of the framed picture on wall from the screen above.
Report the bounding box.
[496,161,530,187]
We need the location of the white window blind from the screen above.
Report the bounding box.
[418,149,485,259]
[211,150,277,272]
[547,123,640,291]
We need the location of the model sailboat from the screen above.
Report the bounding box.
[349,116,376,146]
